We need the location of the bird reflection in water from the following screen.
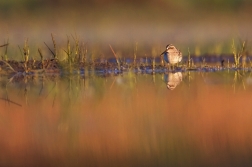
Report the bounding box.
[164,72,183,90]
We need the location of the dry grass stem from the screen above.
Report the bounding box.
[0,43,9,48]
[0,60,17,73]
[44,42,56,59]
[109,44,120,68]
[4,39,9,61]
[188,47,192,68]
[51,33,58,59]
[71,34,79,62]
[38,48,44,69]
[232,39,246,68]
[23,38,29,73]
[133,42,138,67]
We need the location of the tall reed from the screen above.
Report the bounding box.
[232,39,246,68]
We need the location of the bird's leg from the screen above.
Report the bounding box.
[175,63,178,70]
[170,64,174,71]
[167,63,171,71]
[165,62,168,68]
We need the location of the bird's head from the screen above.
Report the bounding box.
[160,44,174,56]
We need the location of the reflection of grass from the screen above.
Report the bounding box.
[2,72,252,166]
[232,70,246,92]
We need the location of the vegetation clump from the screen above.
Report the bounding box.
[0,35,250,78]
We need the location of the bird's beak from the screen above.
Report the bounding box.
[160,50,166,56]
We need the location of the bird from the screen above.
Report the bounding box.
[160,44,182,67]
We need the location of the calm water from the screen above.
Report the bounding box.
[1,71,252,166]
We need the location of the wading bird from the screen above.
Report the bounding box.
[160,44,182,69]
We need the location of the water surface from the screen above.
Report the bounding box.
[1,71,252,166]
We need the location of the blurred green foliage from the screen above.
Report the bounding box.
[191,0,245,9]
[0,0,251,57]
[0,0,248,13]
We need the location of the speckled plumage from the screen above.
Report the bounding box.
[160,44,182,65]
